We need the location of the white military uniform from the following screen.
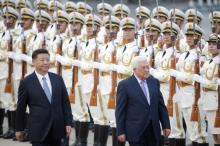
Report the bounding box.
[199,55,220,134]
[174,48,207,143]
[80,38,100,123]
[0,29,18,110]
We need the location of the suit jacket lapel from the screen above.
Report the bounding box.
[130,75,149,106]
[32,72,51,104]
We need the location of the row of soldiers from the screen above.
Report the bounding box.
[0,0,220,146]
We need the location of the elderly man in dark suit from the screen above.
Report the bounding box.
[115,56,170,146]
[15,49,73,146]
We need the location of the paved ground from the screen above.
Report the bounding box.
[0,0,219,146]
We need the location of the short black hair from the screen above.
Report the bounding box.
[32,49,50,59]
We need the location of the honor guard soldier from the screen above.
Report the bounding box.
[16,0,32,10]
[150,21,185,146]
[152,6,169,23]
[76,2,92,16]
[32,0,49,32]
[139,18,162,66]
[135,5,151,49]
[97,15,120,146]
[0,6,19,138]
[193,33,220,146]
[169,8,187,54]
[46,0,64,41]
[76,13,101,146]
[96,2,112,45]
[35,0,49,12]
[65,1,77,14]
[1,0,17,33]
[112,3,130,19]
[113,3,130,47]
[26,10,51,76]
[185,9,203,25]
[116,17,139,82]
[115,17,139,146]
[48,10,69,74]
[61,11,85,146]
[173,23,208,146]
[76,2,92,43]
[210,11,220,34]
[8,7,35,139]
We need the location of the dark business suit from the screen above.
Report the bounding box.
[115,75,170,146]
[16,72,73,146]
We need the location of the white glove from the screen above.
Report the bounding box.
[7,51,15,59]
[110,64,118,72]
[169,69,178,77]
[72,59,81,67]
[192,74,201,83]
[117,65,128,74]
[93,62,101,69]
[14,54,22,63]
[55,54,62,63]
[217,79,220,85]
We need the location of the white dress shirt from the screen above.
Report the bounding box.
[134,74,151,104]
[35,71,52,94]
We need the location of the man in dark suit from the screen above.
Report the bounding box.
[15,49,73,146]
[115,56,170,146]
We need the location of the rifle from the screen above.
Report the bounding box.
[69,13,78,104]
[213,8,220,127]
[190,9,200,122]
[54,0,63,75]
[89,11,99,106]
[38,8,46,48]
[138,0,145,48]
[149,17,155,68]
[108,14,117,109]
[21,21,27,79]
[4,4,13,93]
[167,9,176,117]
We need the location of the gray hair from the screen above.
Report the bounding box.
[131,56,148,70]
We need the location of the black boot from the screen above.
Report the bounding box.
[197,143,209,146]
[175,138,185,146]
[0,108,5,138]
[93,124,99,146]
[112,128,117,146]
[98,125,109,146]
[3,111,14,139]
[77,122,89,146]
[192,141,198,146]
[169,138,176,146]
[214,144,220,146]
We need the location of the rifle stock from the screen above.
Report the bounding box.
[167,56,176,117]
[69,45,79,104]
[56,39,63,75]
[89,46,99,106]
[5,37,13,93]
[190,59,200,121]
[21,36,27,79]
[214,62,220,127]
[108,49,117,109]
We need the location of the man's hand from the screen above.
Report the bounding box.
[66,126,72,137]
[163,129,171,137]
[15,131,24,141]
[118,134,126,142]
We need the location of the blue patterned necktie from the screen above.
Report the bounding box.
[42,77,52,103]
